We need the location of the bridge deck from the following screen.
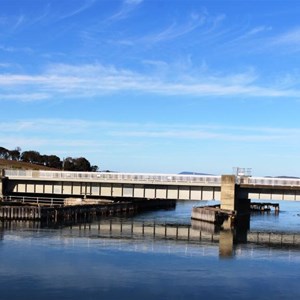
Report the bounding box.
[3,170,300,201]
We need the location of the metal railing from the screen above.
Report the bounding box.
[4,169,300,188]
[4,169,221,185]
[247,176,300,187]
[2,195,64,207]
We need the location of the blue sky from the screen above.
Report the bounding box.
[1,0,300,176]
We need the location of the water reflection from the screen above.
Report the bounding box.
[1,217,299,260]
[1,229,298,300]
[0,200,299,300]
[192,217,249,258]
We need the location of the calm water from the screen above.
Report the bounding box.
[0,200,299,300]
[132,200,300,232]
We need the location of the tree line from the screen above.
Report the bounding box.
[0,146,98,172]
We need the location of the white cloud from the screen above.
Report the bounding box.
[0,45,32,53]
[121,12,224,45]
[0,93,50,102]
[2,119,300,174]
[270,27,300,52]
[273,27,300,45]
[246,26,272,36]
[12,15,25,31]
[58,0,96,20]
[1,118,299,144]
[107,0,143,23]
[0,63,300,101]
[125,0,143,4]
[142,14,206,43]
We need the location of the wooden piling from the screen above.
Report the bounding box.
[0,206,41,220]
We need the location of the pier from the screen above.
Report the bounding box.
[191,202,279,226]
[0,199,175,222]
[250,202,279,212]
[191,206,235,224]
[0,205,41,220]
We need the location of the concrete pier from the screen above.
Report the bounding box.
[220,175,238,211]
[191,206,235,224]
[192,175,250,227]
[220,174,250,217]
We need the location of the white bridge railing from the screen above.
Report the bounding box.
[5,169,300,188]
[244,177,300,187]
[4,169,221,185]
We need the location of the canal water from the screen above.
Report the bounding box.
[0,200,299,300]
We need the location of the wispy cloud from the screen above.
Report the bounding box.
[246,26,272,36]
[106,0,143,23]
[0,136,106,150]
[0,45,33,53]
[0,14,26,34]
[142,14,206,43]
[1,118,299,145]
[11,14,25,31]
[271,27,300,50]
[125,0,143,4]
[0,93,50,102]
[116,11,225,46]
[58,0,96,20]
[2,118,300,173]
[0,62,300,100]
[108,124,292,143]
[0,63,12,68]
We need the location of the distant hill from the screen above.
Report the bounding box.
[179,171,214,176]
[0,159,58,171]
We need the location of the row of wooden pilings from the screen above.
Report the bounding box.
[0,206,41,220]
[42,202,138,223]
[0,199,176,222]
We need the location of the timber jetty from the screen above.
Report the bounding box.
[0,198,175,223]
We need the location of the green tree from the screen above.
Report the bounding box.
[0,146,9,159]
[63,157,75,171]
[63,157,96,171]
[74,157,91,171]
[21,151,42,164]
[8,147,21,160]
[47,155,62,168]
[91,165,99,172]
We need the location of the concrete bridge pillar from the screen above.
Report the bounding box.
[220,175,238,211]
[221,174,250,219]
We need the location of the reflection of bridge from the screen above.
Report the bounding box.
[1,219,299,258]
[51,220,300,259]
[2,170,300,203]
[68,220,300,247]
[3,219,297,247]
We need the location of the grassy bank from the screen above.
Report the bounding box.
[0,159,58,171]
